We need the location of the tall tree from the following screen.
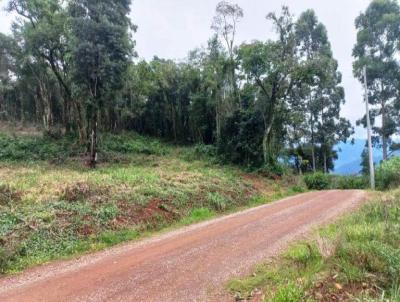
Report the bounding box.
[353,0,400,161]
[68,0,134,167]
[211,1,243,141]
[295,10,353,173]
[239,7,297,165]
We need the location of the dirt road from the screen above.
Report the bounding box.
[0,190,365,302]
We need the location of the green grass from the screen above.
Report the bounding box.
[228,190,400,302]
[0,131,305,275]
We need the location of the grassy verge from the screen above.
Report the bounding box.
[228,190,400,302]
[0,132,305,275]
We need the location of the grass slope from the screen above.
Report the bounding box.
[0,131,304,274]
[228,190,400,302]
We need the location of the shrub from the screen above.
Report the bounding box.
[0,134,80,162]
[258,162,288,178]
[331,175,368,190]
[376,156,400,190]
[303,172,330,190]
[101,133,168,156]
[181,143,218,163]
[194,144,217,158]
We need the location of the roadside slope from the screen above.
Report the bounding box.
[0,190,365,302]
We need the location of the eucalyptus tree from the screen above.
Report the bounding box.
[295,10,331,171]
[294,9,353,173]
[68,0,135,167]
[211,1,243,61]
[211,1,243,141]
[201,35,226,142]
[239,7,297,165]
[353,0,400,161]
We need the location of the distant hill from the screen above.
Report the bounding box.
[334,139,383,175]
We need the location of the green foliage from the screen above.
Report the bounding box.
[294,9,354,174]
[273,282,303,302]
[0,132,172,163]
[304,173,367,191]
[1,2,353,173]
[330,175,368,190]
[0,134,81,162]
[303,172,330,190]
[179,208,215,226]
[376,156,400,190]
[258,162,289,178]
[180,144,218,163]
[98,229,140,246]
[207,192,228,211]
[101,134,169,156]
[353,0,400,160]
[194,144,217,158]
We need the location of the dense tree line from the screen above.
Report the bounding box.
[2,0,396,172]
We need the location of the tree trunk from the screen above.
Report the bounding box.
[73,100,86,143]
[262,118,274,165]
[38,81,52,132]
[382,100,388,161]
[262,130,268,164]
[63,97,72,135]
[216,90,223,143]
[382,135,388,161]
[311,117,316,172]
[89,118,97,169]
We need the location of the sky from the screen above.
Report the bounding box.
[0,0,371,138]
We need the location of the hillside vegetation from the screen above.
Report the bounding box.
[0,130,304,274]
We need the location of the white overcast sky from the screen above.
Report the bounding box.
[0,0,371,138]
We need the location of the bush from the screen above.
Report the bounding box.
[331,175,368,190]
[258,162,288,178]
[303,172,330,190]
[181,143,219,163]
[101,133,169,156]
[194,143,217,158]
[0,134,79,162]
[376,156,400,190]
[0,132,170,163]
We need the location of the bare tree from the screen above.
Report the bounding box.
[211,1,243,60]
[211,1,243,141]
